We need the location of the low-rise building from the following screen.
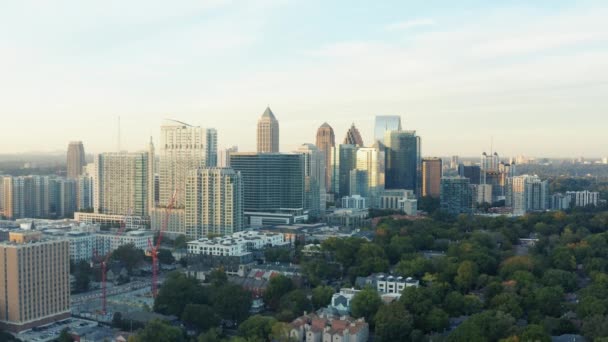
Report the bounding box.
[355,273,419,294]
[566,190,600,207]
[325,209,369,229]
[341,195,367,210]
[290,312,369,342]
[43,229,97,262]
[95,229,154,256]
[376,189,417,215]
[187,230,288,257]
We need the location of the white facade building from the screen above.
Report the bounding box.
[95,230,154,256]
[187,230,288,257]
[566,190,600,207]
[341,195,367,209]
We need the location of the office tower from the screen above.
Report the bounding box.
[94,151,150,217]
[422,158,442,198]
[566,190,600,207]
[450,156,459,170]
[384,130,422,196]
[57,178,77,218]
[355,146,385,201]
[458,164,481,185]
[76,175,94,211]
[296,144,327,218]
[160,120,216,207]
[316,123,335,191]
[481,152,500,172]
[374,115,402,143]
[257,107,279,153]
[349,170,369,197]
[343,123,364,146]
[440,177,472,215]
[230,153,304,213]
[471,184,493,205]
[148,137,156,211]
[185,168,244,239]
[510,175,549,216]
[218,146,238,168]
[330,145,358,199]
[0,231,70,332]
[67,141,86,179]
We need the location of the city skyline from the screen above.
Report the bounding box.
[1,1,607,157]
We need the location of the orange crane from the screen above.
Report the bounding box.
[100,209,131,315]
[148,190,177,298]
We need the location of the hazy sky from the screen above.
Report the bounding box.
[1,0,607,157]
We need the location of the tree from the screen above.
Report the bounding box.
[208,268,228,287]
[448,311,516,342]
[278,290,312,321]
[132,319,184,342]
[181,304,220,331]
[270,322,296,342]
[424,308,449,333]
[374,301,414,342]
[455,261,478,292]
[311,285,335,309]
[350,287,382,325]
[520,324,550,342]
[157,249,175,265]
[154,272,206,317]
[198,328,223,342]
[237,315,277,340]
[211,283,252,323]
[263,275,294,311]
[111,243,144,273]
[534,286,564,317]
[73,260,91,293]
[582,315,608,341]
[57,328,74,342]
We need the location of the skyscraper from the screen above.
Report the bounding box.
[384,131,422,196]
[218,146,238,168]
[422,158,443,198]
[458,164,481,185]
[257,107,279,153]
[510,175,549,215]
[0,231,70,332]
[374,115,402,143]
[315,122,335,191]
[343,123,364,146]
[230,153,304,213]
[355,146,385,200]
[159,120,217,207]
[440,177,472,215]
[94,151,150,217]
[330,144,358,199]
[185,168,244,239]
[67,141,86,179]
[296,144,327,218]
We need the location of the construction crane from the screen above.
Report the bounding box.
[148,190,177,298]
[100,209,131,315]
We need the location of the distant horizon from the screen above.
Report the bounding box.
[1,1,607,157]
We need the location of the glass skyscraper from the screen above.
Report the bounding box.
[374,115,402,143]
[384,131,421,196]
[230,153,304,213]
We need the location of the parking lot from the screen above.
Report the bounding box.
[17,318,97,342]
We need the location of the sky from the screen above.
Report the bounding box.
[0,0,607,158]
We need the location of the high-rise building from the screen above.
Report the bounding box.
[76,175,94,211]
[67,141,86,179]
[185,168,244,239]
[422,158,442,198]
[510,175,549,216]
[330,145,358,199]
[57,178,77,218]
[230,153,304,214]
[450,156,459,170]
[551,193,572,211]
[458,164,481,185]
[257,107,279,153]
[471,184,493,205]
[94,151,150,217]
[0,231,70,333]
[384,131,421,196]
[343,123,364,146]
[218,146,238,168]
[440,177,472,215]
[0,176,74,219]
[315,123,335,191]
[159,120,216,207]
[349,170,369,198]
[296,144,327,218]
[355,147,385,201]
[373,115,402,143]
[566,190,600,207]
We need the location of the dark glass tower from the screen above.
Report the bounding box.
[384,131,421,196]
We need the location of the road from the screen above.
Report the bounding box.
[71,280,150,304]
